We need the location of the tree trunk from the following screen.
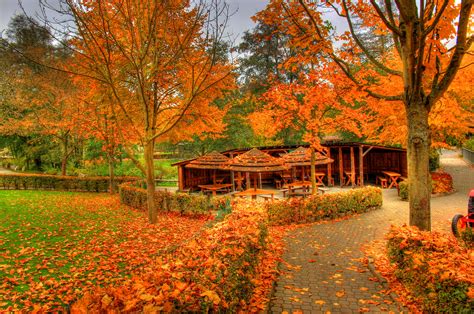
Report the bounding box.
[107,154,115,194]
[144,139,157,224]
[61,137,68,176]
[406,102,431,231]
[310,147,316,195]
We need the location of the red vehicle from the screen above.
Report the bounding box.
[451,189,474,236]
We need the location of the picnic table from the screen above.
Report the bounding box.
[198,184,233,196]
[285,181,312,196]
[381,171,401,189]
[233,188,275,200]
[344,171,356,186]
[315,172,326,186]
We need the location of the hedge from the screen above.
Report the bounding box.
[119,181,229,216]
[71,208,269,311]
[265,186,382,225]
[0,173,138,192]
[399,171,454,200]
[387,225,474,312]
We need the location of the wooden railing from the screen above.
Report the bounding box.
[462,147,474,165]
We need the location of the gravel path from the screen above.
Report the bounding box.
[268,150,473,313]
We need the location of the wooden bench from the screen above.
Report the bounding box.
[290,191,312,198]
[318,187,329,194]
[376,176,388,188]
[279,188,289,197]
[258,195,274,202]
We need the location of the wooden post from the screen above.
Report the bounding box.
[246,172,250,190]
[350,147,355,187]
[230,153,235,191]
[338,147,344,187]
[258,172,262,189]
[231,171,235,191]
[327,149,332,186]
[359,146,364,186]
[178,166,184,191]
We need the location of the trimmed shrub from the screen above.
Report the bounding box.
[399,180,409,200]
[0,173,137,192]
[265,186,382,225]
[71,208,269,312]
[460,228,474,249]
[387,225,473,312]
[429,149,440,172]
[119,181,229,216]
[431,171,454,194]
[399,171,454,200]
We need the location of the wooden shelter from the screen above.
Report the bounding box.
[281,146,334,180]
[225,148,288,190]
[185,151,230,184]
[173,142,407,191]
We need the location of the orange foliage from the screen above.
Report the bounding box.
[366,225,474,312]
[254,1,473,147]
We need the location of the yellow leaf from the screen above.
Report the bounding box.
[200,290,221,305]
[315,300,325,305]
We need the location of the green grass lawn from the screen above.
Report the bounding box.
[0,190,208,311]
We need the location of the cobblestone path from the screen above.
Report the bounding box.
[268,150,473,313]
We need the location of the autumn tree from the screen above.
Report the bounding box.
[0,15,84,175]
[257,0,473,230]
[30,0,234,223]
[251,64,365,192]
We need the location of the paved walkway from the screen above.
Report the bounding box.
[0,167,14,174]
[268,150,473,313]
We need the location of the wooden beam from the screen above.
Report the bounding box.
[230,153,235,191]
[178,166,184,191]
[362,146,374,157]
[327,149,332,186]
[350,147,355,187]
[359,146,364,186]
[338,147,344,187]
[231,171,235,192]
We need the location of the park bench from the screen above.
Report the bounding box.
[376,176,388,188]
[279,188,289,197]
[318,187,329,194]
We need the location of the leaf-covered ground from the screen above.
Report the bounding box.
[0,190,210,311]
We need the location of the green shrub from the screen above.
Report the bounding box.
[399,180,409,201]
[460,228,474,249]
[387,225,473,312]
[265,186,382,225]
[119,181,228,216]
[463,138,474,151]
[429,149,440,172]
[0,173,138,192]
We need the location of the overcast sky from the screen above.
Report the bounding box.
[0,0,267,43]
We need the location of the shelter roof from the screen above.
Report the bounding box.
[281,146,334,166]
[184,151,230,169]
[225,148,288,173]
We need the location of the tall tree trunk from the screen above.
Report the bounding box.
[61,137,68,176]
[310,147,316,195]
[406,102,431,231]
[144,138,157,224]
[107,153,115,194]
